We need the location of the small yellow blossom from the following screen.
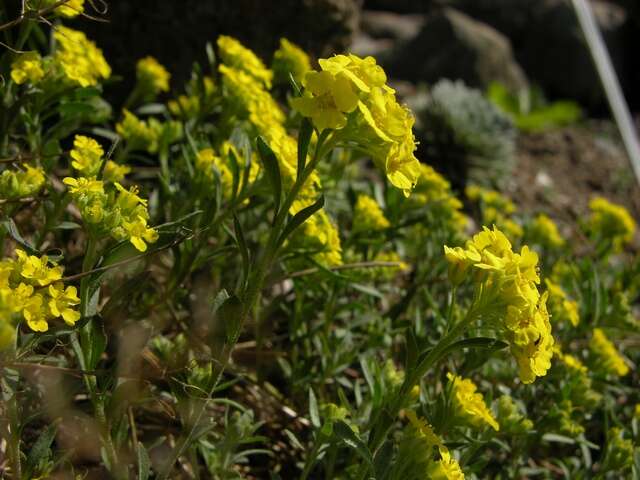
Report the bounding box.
[11,51,45,85]
[587,196,636,250]
[352,194,390,232]
[70,135,104,176]
[53,26,110,87]
[447,373,499,431]
[16,249,63,286]
[0,165,46,199]
[63,176,104,195]
[48,283,81,325]
[272,38,311,85]
[103,161,131,183]
[217,35,273,88]
[49,0,85,17]
[590,328,629,376]
[528,213,565,249]
[115,110,157,151]
[121,215,159,252]
[427,449,466,480]
[136,56,171,95]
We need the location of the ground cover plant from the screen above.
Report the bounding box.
[0,2,639,479]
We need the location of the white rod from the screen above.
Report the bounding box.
[572,0,640,187]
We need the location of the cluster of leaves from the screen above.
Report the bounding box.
[0,3,639,480]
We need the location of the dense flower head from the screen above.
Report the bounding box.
[549,400,585,437]
[11,51,45,85]
[70,135,104,176]
[587,196,636,250]
[195,143,259,200]
[405,410,466,480]
[545,279,579,327]
[0,165,46,199]
[589,328,629,377]
[217,35,273,88]
[447,373,499,431]
[0,250,79,333]
[444,226,554,383]
[412,163,468,232]
[116,110,157,151]
[103,160,131,183]
[352,194,390,232]
[272,38,311,85]
[136,56,170,95]
[496,395,533,434]
[53,26,110,87]
[291,53,420,195]
[528,213,565,249]
[44,0,85,17]
[603,427,635,473]
[293,209,343,267]
[466,185,522,239]
[168,76,215,119]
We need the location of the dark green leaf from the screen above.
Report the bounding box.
[2,219,39,255]
[233,213,250,287]
[137,442,151,480]
[309,388,320,428]
[278,195,324,245]
[24,422,57,478]
[297,118,313,180]
[333,421,374,472]
[257,136,282,216]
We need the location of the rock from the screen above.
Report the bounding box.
[518,0,628,110]
[349,33,395,60]
[77,0,361,103]
[360,10,425,40]
[389,8,528,92]
[454,0,631,110]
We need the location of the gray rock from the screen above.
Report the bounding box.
[390,8,528,92]
[360,10,425,40]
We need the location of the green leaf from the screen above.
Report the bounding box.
[2,219,39,255]
[278,195,324,245]
[218,293,243,345]
[332,421,375,472]
[257,136,282,217]
[137,442,151,480]
[24,422,57,478]
[374,440,393,480]
[297,118,313,180]
[542,433,576,445]
[233,213,250,288]
[309,388,320,428]
[288,72,302,96]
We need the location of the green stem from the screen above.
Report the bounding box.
[157,134,330,480]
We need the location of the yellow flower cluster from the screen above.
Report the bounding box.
[545,279,579,327]
[299,209,343,266]
[136,56,171,95]
[549,400,584,437]
[217,35,273,88]
[444,226,554,384]
[10,51,45,85]
[116,110,182,154]
[528,213,565,249]
[466,185,522,239]
[0,165,46,199]
[447,373,499,431]
[0,249,79,337]
[352,194,390,233]
[53,26,110,87]
[587,197,636,250]
[70,134,104,176]
[291,54,420,195]
[168,76,216,119]
[412,164,467,232]
[405,410,466,479]
[63,176,158,252]
[195,143,260,199]
[496,395,533,434]
[44,0,85,17]
[272,38,311,85]
[589,328,629,377]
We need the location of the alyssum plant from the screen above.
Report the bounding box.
[0,2,639,479]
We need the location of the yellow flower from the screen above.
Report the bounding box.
[217,35,273,88]
[444,226,554,384]
[447,373,499,431]
[272,38,311,85]
[70,135,104,176]
[11,51,45,85]
[16,250,63,286]
[405,410,441,448]
[103,161,131,183]
[528,214,565,249]
[115,110,158,151]
[22,294,48,332]
[466,185,521,237]
[121,215,158,252]
[291,70,359,131]
[0,165,46,199]
[590,328,629,376]
[298,209,343,266]
[427,449,466,480]
[114,182,148,213]
[53,26,110,87]
[545,279,579,327]
[63,176,104,195]
[51,0,84,17]
[136,56,171,95]
[48,283,81,325]
[634,404,640,419]
[587,196,636,250]
[352,194,390,232]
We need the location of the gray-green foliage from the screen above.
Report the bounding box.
[415,79,516,188]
